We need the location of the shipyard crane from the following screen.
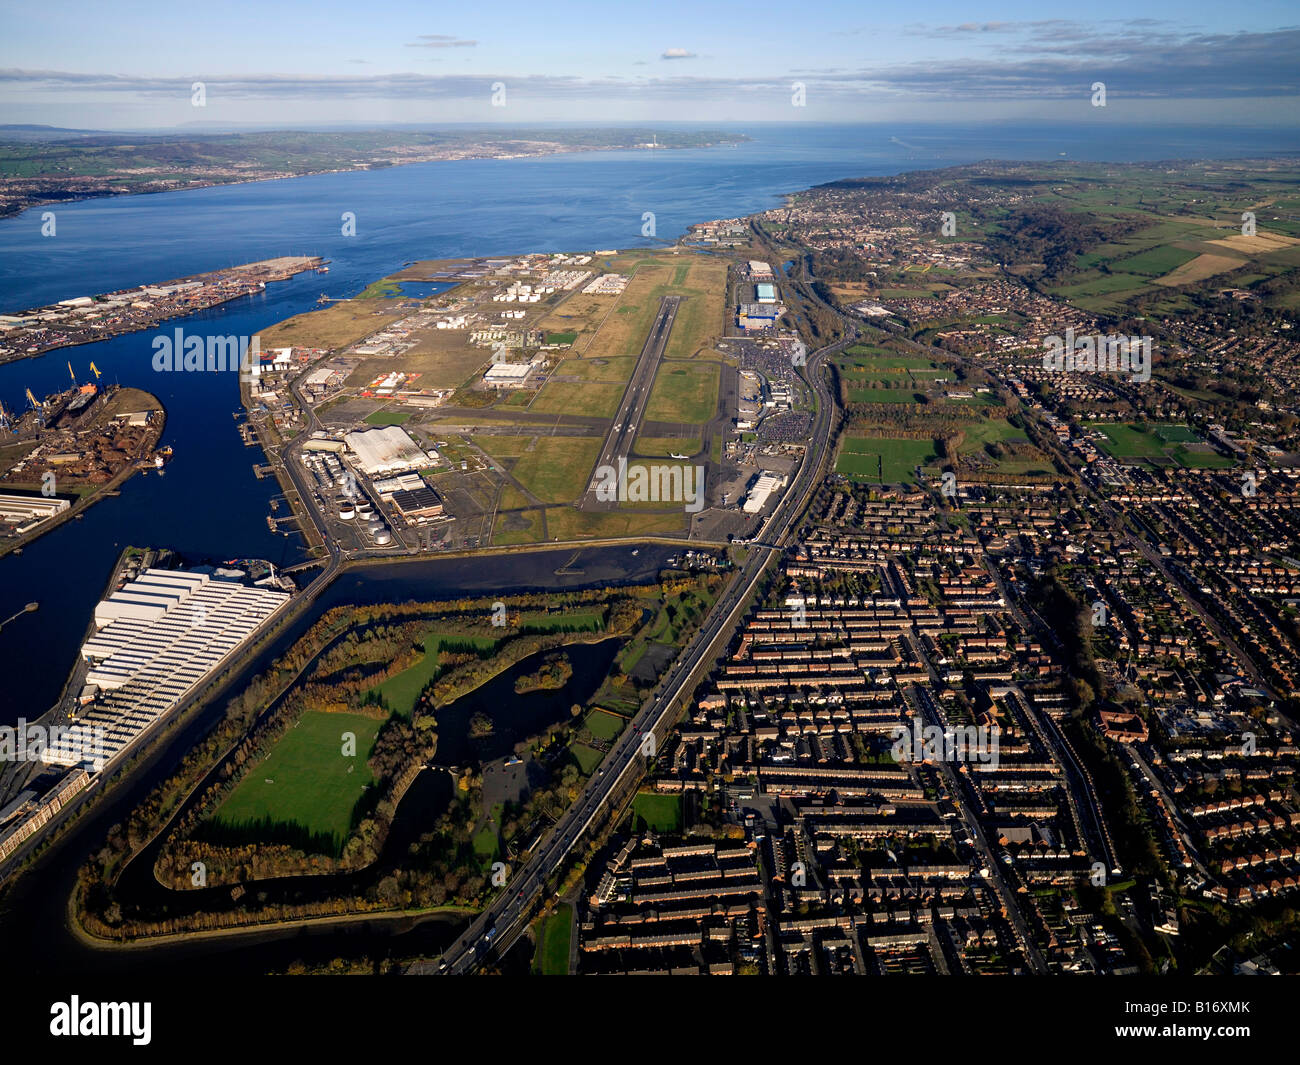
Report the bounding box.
[89,361,102,379]
[25,387,44,429]
[68,360,77,386]
[0,398,10,434]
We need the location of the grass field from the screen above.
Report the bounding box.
[543,506,686,541]
[577,255,727,361]
[840,348,936,370]
[1087,421,1231,467]
[584,708,625,741]
[571,742,604,774]
[644,360,720,424]
[519,611,604,633]
[549,356,637,381]
[1088,422,1170,459]
[358,278,403,299]
[1112,245,1199,277]
[491,507,545,546]
[480,436,603,504]
[847,386,922,404]
[632,792,682,832]
[529,378,626,418]
[473,803,503,862]
[210,710,383,851]
[963,417,1026,449]
[837,436,937,482]
[363,410,412,426]
[258,300,406,352]
[371,632,498,715]
[532,904,573,975]
[582,260,677,357]
[1174,446,1234,468]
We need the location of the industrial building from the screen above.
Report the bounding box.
[483,361,535,389]
[755,283,778,304]
[43,570,290,771]
[0,491,70,533]
[344,425,428,476]
[303,365,344,393]
[93,567,209,626]
[738,303,782,331]
[390,485,445,522]
[0,768,89,863]
[743,471,787,514]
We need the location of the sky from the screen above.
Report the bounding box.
[1,0,1297,129]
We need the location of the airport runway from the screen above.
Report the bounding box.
[409,310,858,976]
[580,295,681,509]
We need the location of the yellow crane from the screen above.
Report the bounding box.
[25,387,39,409]
[89,361,102,379]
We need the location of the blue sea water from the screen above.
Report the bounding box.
[0,121,1296,724]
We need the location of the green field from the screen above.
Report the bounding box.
[1112,245,1199,277]
[962,417,1026,449]
[571,742,604,774]
[1087,421,1230,467]
[473,803,503,862]
[491,507,545,547]
[358,279,403,300]
[645,361,720,424]
[210,710,383,852]
[480,435,603,504]
[371,632,498,715]
[1174,446,1234,469]
[836,436,938,483]
[364,410,413,426]
[584,708,625,741]
[632,792,682,832]
[840,348,937,371]
[847,387,922,404]
[1088,422,1174,459]
[529,379,626,418]
[532,904,573,975]
[519,611,604,634]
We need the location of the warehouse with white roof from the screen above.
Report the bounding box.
[344,425,427,476]
[743,471,786,514]
[44,569,290,772]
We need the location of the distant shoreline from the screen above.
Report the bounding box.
[0,131,750,221]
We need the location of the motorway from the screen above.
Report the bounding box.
[411,287,856,974]
[580,295,680,509]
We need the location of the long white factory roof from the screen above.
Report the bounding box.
[47,573,290,771]
[344,425,426,475]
